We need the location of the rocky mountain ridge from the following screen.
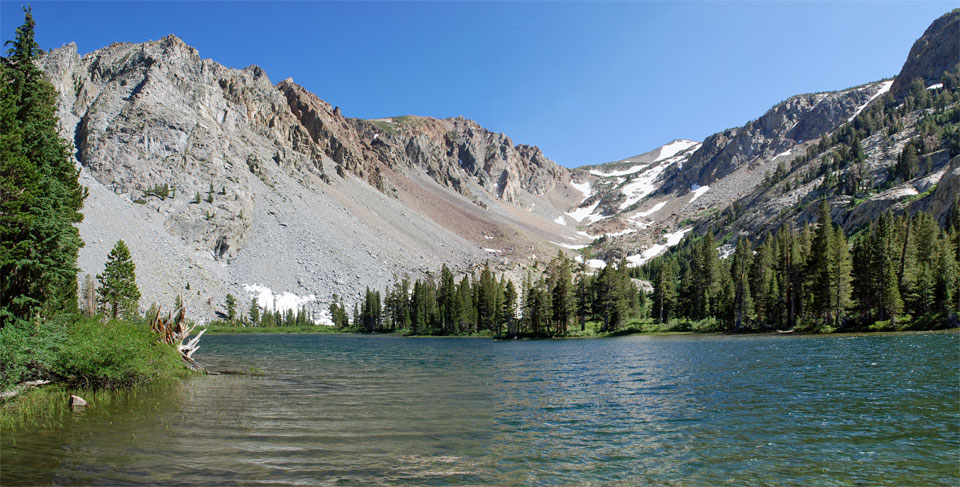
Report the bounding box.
[41,35,581,321]
[573,9,959,267]
[38,9,959,321]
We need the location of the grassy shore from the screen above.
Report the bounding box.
[0,315,192,432]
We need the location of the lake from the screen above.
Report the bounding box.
[1,332,957,485]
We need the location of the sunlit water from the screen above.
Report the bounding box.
[2,332,957,485]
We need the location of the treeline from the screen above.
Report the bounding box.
[645,201,960,331]
[216,293,315,328]
[331,255,647,337]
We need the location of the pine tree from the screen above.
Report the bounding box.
[225,293,237,324]
[575,255,590,331]
[96,240,140,319]
[730,236,753,331]
[807,200,834,325]
[503,279,517,336]
[438,264,457,333]
[550,251,574,335]
[829,224,853,327]
[1,8,86,324]
[874,213,904,325]
[652,262,677,324]
[693,231,720,319]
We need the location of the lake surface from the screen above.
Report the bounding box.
[2,332,958,485]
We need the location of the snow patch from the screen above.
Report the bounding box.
[484,248,502,253]
[566,200,602,223]
[244,284,317,315]
[553,215,567,225]
[848,80,893,122]
[656,140,699,161]
[689,185,710,203]
[571,180,592,198]
[604,228,636,238]
[550,241,587,250]
[618,162,669,210]
[637,201,666,218]
[590,164,646,177]
[771,149,792,161]
[586,259,607,269]
[926,83,943,90]
[624,227,693,267]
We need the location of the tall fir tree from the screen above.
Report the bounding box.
[1,8,86,325]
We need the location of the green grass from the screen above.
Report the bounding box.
[1,315,191,431]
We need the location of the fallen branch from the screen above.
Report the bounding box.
[0,379,51,401]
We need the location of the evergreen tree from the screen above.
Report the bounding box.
[438,264,457,333]
[550,251,574,335]
[225,293,237,324]
[96,240,140,319]
[1,8,86,324]
[249,297,260,325]
[575,256,590,331]
[652,262,677,324]
[829,223,853,327]
[503,279,517,336]
[730,236,753,331]
[692,231,720,319]
[807,200,835,325]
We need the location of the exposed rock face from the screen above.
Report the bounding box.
[277,79,566,204]
[39,35,578,321]
[660,83,890,193]
[929,155,960,224]
[41,35,568,262]
[891,9,960,98]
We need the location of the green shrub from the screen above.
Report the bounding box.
[53,317,185,388]
[0,319,67,389]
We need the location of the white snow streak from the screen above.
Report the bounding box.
[553,215,567,225]
[848,80,893,122]
[590,164,646,177]
[656,140,699,161]
[549,241,587,250]
[637,201,666,218]
[571,180,592,198]
[566,200,602,223]
[689,185,710,203]
[624,227,693,267]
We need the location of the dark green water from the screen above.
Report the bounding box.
[2,332,958,485]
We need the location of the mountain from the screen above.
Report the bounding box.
[39,9,959,321]
[567,9,959,267]
[40,36,583,321]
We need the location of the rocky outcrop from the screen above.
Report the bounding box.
[891,9,960,98]
[928,155,960,224]
[41,35,568,261]
[275,79,566,203]
[660,83,889,193]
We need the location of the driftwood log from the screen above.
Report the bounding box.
[0,379,51,401]
[150,304,207,372]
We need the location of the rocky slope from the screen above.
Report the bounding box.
[564,9,958,268]
[41,36,582,321]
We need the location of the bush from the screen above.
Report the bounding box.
[53,317,185,388]
[0,319,67,389]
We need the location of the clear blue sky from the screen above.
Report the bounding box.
[2,1,955,167]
